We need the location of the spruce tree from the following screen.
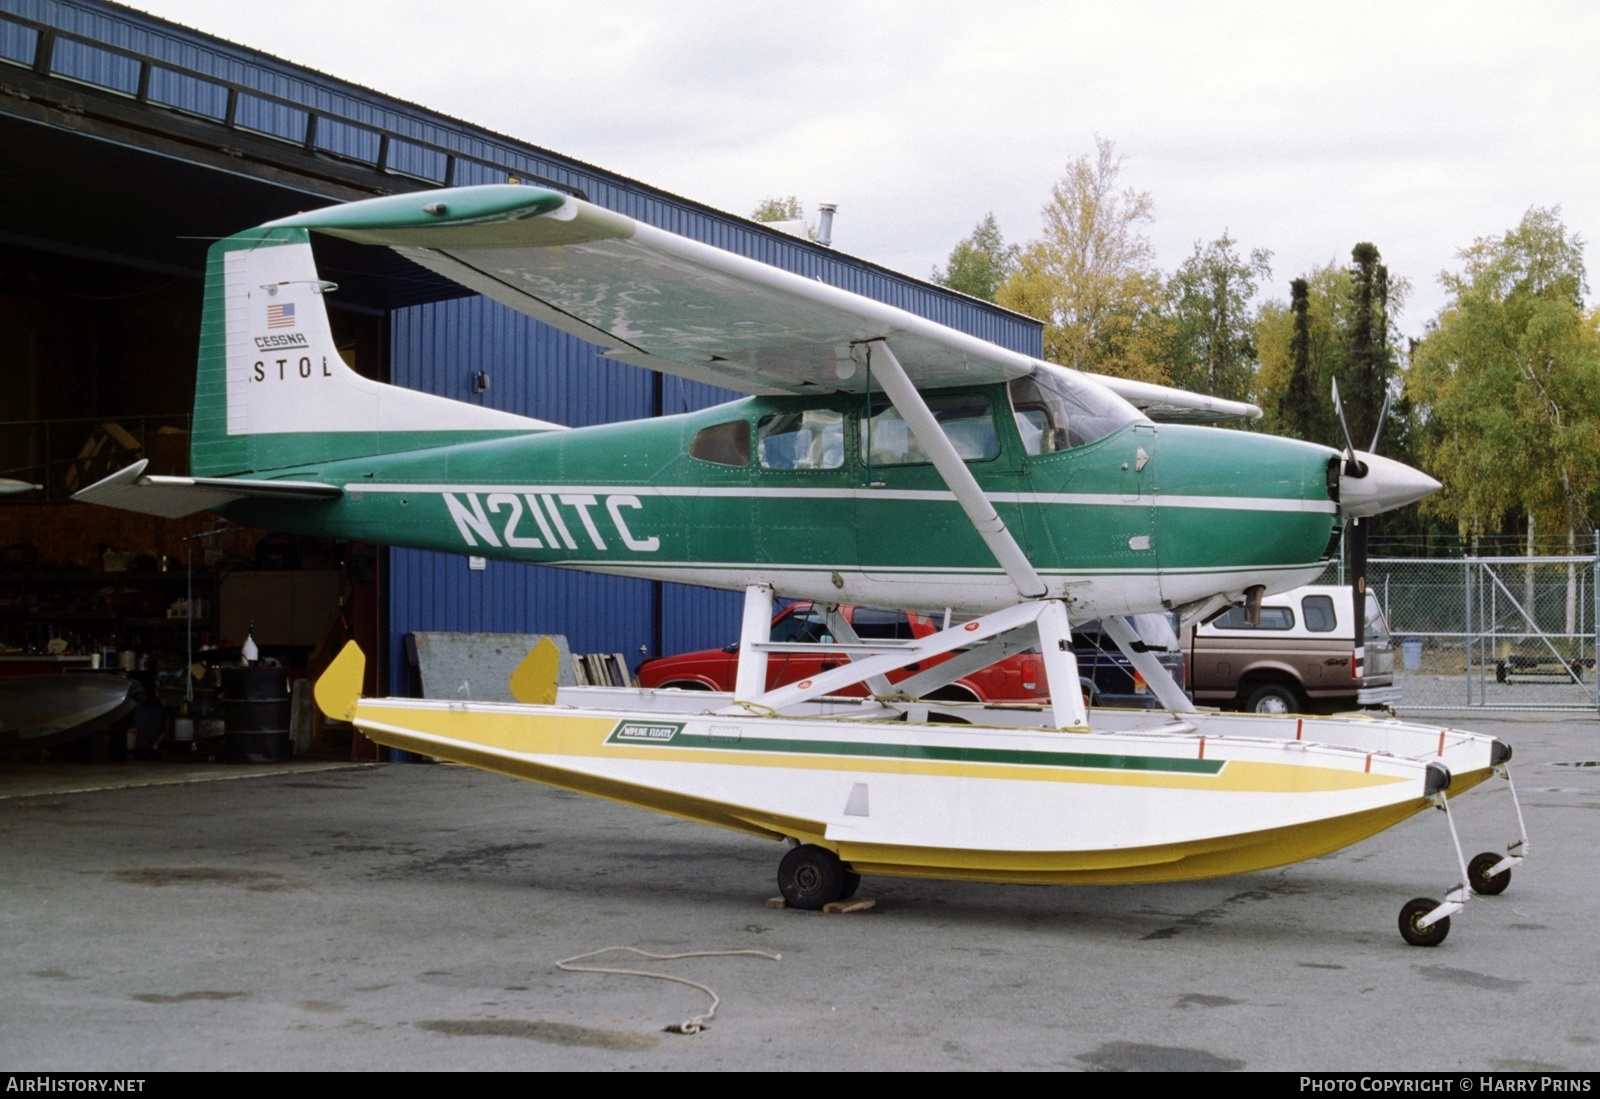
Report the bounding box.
[1345,243,1390,450]
[1279,278,1321,441]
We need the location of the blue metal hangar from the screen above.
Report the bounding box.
[0,0,1042,709]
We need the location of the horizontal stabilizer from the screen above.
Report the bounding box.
[71,460,341,519]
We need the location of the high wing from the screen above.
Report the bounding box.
[265,186,1259,422]
[1097,375,1261,424]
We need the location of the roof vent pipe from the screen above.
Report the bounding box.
[815,204,837,248]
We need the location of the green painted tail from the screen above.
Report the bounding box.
[190,227,560,478]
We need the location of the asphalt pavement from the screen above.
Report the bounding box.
[2,712,1596,1072]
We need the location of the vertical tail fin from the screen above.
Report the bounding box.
[190,227,559,477]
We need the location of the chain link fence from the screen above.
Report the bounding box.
[1316,552,1600,712]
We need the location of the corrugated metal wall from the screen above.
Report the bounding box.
[12,0,1042,689]
[389,297,657,429]
[385,296,746,683]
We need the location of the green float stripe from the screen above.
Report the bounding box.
[606,724,1224,775]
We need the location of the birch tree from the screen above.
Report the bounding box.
[1408,207,1600,629]
[997,137,1167,383]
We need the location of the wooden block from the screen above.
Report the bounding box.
[823,898,876,914]
[766,896,788,909]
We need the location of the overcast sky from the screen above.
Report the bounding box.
[120,0,1599,338]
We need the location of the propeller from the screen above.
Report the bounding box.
[1330,379,1394,680]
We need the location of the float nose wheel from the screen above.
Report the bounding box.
[778,844,861,909]
[1398,790,1472,946]
[1398,765,1529,942]
[1398,897,1453,947]
[1468,851,1515,895]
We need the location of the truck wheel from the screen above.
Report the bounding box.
[1244,684,1298,714]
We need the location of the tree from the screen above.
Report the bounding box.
[996,137,1167,383]
[1278,277,1322,440]
[1256,263,1352,443]
[1255,250,1411,449]
[1158,232,1272,404]
[932,213,1016,302]
[751,195,804,223]
[1407,207,1600,553]
[1344,242,1397,452]
[751,195,818,241]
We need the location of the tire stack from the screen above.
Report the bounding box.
[220,666,292,763]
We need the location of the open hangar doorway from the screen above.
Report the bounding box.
[0,0,1046,770]
[0,59,442,765]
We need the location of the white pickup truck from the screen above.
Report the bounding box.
[1185,584,1401,714]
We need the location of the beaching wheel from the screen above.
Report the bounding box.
[778,844,850,909]
[1398,897,1450,947]
[1468,851,1512,896]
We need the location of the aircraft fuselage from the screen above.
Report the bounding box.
[225,385,1340,618]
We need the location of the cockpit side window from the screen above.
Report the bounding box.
[859,394,998,466]
[757,409,845,470]
[1008,368,1143,453]
[689,420,752,466]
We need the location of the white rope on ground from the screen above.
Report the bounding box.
[555,946,782,1034]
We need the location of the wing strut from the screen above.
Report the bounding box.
[719,340,1096,729]
[862,339,1047,600]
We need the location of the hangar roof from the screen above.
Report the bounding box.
[0,0,1042,352]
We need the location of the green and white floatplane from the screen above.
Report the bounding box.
[78,184,1524,944]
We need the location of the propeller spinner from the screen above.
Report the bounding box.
[1337,449,1441,519]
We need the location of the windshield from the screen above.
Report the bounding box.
[1008,365,1145,453]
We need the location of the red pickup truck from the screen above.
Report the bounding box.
[637,603,1049,703]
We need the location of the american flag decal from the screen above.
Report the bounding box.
[267,302,296,329]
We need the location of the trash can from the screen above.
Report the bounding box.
[1401,637,1423,672]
